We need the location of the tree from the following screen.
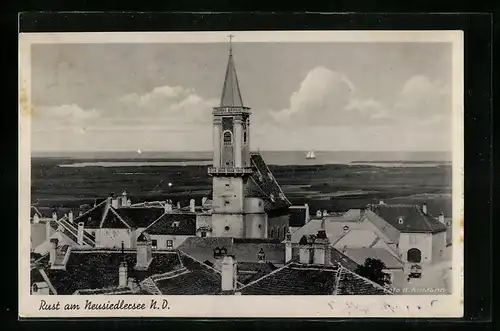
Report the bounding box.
[354,258,391,287]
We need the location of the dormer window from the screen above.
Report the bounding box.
[172,221,180,228]
[398,217,404,224]
[223,131,233,146]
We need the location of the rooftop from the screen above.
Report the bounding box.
[35,249,184,295]
[178,237,286,265]
[367,204,448,234]
[238,262,392,295]
[143,212,196,236]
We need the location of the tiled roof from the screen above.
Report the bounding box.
[239,262,393,295]
[38,250,183,295]
[335,266,393,295]
[114,207,168,229]
[151,251,222,295]
[143,212,196,236]
[236,262,278,284]
[367,204,447,233]
[73,200,108,228]
[330,248,359,271]
[246,153,291,212]
[343,247,404,269]
[178,237,286,265]
[289,207,307,227]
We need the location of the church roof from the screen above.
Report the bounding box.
[246,153,291,211]
[219,47,244,107]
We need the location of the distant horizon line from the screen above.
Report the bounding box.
[32,150,452,154]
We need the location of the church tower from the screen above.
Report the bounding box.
[209,35,254,238]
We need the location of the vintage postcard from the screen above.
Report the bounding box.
[19,30,464,318]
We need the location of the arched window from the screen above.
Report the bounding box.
[243,130,247,145]
[283,226,287,237]
[277,227,280,239]
[223,131,233,146]
[407,248,422,263]
[270,229,274,238]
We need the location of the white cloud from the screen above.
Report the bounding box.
[31,74,452,152]
[270,68,451,129]
[271,67,355,125]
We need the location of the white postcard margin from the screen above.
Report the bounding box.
[18,30,464,318]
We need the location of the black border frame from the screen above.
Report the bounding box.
[8,11,494,329]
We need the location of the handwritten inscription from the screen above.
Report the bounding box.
[39,299,169,311]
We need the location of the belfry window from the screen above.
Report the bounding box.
[223,131,233,146]
[243,130,247,145]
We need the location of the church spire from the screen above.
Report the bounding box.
[220,34,244,107]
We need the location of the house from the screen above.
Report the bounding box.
[68,195,196,249]
[363,202,448,265]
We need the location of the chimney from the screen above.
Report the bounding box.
[121,191,128,206]
[379,200,385,205]
[77,222,84,246]
[257,248,265,263]
[221,255,237,292]
[322,210,328,217]
[313,230,330,265]
[52,210,57,222]
[189,199,196,213]
[45,219,52,240]
[33,213,40,224]
[68,210,74,223]
[285,230,292,262]
[438,211,445,224]
[202,197,208,206]
[127,277,138,291]
[134,233,153,271]
[177,201,181,210]
[112,197,121,209]
[49,238,58,266]
[316,210,322,218]
[78,210,83,217]
[118,262,128,287]
[304,203,310,223]
[164,201,173,212]
[422,203,428,215]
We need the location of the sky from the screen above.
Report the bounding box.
[31,41,453,152]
